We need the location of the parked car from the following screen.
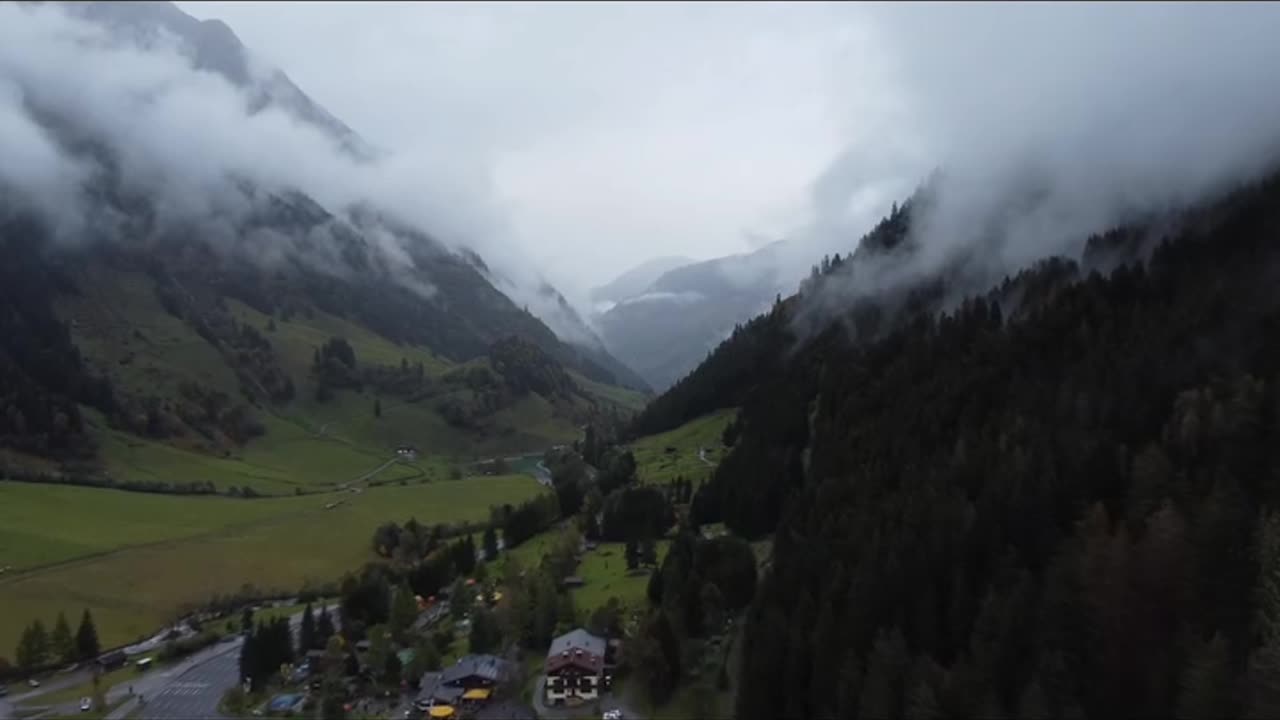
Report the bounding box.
[27,678,40,688]
[80,697,92,712]
[0,686,9,697]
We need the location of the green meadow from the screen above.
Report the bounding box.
[0,475,547,654]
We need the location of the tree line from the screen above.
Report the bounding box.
[11,609,101,672]
[654,169,1280,718]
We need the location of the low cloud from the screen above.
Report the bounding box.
[0,2,500,298]
[792,2,1280,318]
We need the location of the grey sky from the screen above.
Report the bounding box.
[173,1,1280,307]
[5,1,1280,321]
[175,1,886,300]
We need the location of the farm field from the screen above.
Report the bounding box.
[629,408,736,485]
[0,475,547,654]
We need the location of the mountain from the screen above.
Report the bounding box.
[589,255,694,311]
[633,165,1280,717]
[595,242,791,390]
[64,0,375,161]
[0,2,647,485]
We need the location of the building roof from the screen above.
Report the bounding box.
[545,628,606,675]
[440,654,508,687]
[416,674,466,706]
[548,629,606,658]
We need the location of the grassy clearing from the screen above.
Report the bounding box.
[501,531,561,569]
[60,268,456,492]
[59,268,243,400]
[93,409,425,495]
[225,299,451,382]
[501,534,669,615]
[0,476,547,654]
[629,408,736,485]
[571,542,669,613]
[570,372,650,413]
[294,388,574,463]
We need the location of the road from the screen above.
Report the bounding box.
[133,646,239,720]
[5,606,336,720]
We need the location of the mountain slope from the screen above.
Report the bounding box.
[65,0,375,160]
[589,255,695,309]
[596,242,790,390]
[0,2,644,486]
[640,169,1280,717]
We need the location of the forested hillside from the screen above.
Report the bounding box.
[642,171,1280,718]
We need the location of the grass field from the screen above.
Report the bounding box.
[629,408,736,485]
[224,299,451,382]
[501,533,669,615]
[93,412,426,496]
[571,541,670,613]
[570,372,651,413]
[0,475,547,654]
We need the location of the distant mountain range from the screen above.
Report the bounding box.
[590,243,792,390]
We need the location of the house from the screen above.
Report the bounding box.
[440,654,509,689]
[97,650,127,672]
[544,628,607,706]
[396,446,418,461]
[561,575,585,589]
[415,655,510,711]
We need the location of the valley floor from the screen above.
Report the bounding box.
[0,473,546,655]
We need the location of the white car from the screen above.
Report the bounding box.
[27,678,40,688]
[603,711,623,720]
[80,697,92,712]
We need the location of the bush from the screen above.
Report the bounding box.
[156,630,220,662]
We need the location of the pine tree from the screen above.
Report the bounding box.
[366,625,392,683]
[483,525,499,562]
[51,612,74,665]
[1017,676,1052,720]
[1176,632,1233,720]
[300,603,316,653]
[14,624,36,670]
[238,629,258,690]
[374,398,382,418]
[389,585,418,643]
[626,539,640,570]
[76,607,101,661]
[858,627,909,720]
[319,636,347,720]
[641,538,658,567]
[26,619,48,668]
[906,678,943,720]
[317,605,335,645]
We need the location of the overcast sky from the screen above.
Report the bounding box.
[173,1,901,298]
[28,0,1264,308]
